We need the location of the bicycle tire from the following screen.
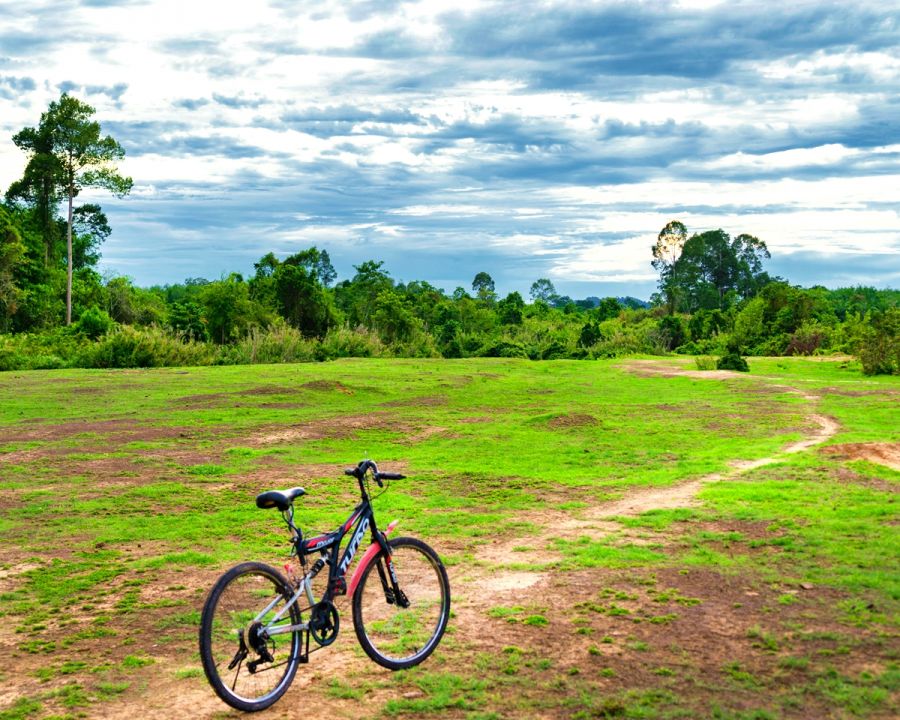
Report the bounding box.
[352,536,450,670]
[199,562,302,712]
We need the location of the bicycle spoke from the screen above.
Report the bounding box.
[353,538,450,669]
[200,563,302,711]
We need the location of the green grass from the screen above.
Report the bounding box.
[0,356,896,719]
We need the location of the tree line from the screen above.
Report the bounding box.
[1,94,897,374]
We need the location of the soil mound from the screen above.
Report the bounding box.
[300,380,354,394]
[547,413,598,429]
[821,442,900,471]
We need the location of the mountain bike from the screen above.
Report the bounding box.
[198,459,451,712]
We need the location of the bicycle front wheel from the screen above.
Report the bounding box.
[199,562,302,712]
[352,536,450,670]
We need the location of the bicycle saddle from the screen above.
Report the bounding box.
[256,487,306,511]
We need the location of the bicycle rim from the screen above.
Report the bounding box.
[353,537,450,669]
[200,563,300,711]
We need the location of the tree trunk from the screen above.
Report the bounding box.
[66,186,73,325]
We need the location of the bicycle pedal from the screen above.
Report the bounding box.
[299,654,309,664]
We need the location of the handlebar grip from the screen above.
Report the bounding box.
[376,472,405,480]
[344,468,357,477]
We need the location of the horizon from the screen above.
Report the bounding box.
[2,0,898,299]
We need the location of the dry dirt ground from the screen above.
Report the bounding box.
[1,361,897,719]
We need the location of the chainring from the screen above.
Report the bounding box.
[309,600,340,647]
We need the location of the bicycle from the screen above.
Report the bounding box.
[198,459,451,712]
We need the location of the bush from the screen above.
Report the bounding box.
[75,306,113,340]
[480,339,529,358]
[225,323,315,364]
[540,339,571,360]
[857,309,899,375]
[80,326,215,368]
[315,326,386,361]
[0,346,25,371]
[786,321,831,356]
[694,355,717,371]
[657,315,688,351]
[717,352,749,372]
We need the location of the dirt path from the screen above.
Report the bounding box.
[474,361,842,572]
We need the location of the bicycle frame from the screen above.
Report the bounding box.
[257,494,399,639]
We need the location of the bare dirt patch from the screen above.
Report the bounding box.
[0,418,196,445]
[547,413,598,429]
[300,380,354,394]
[593,478,714,517]
[251,413,402,445]
[821,442,900,472]
[623,359,746,380]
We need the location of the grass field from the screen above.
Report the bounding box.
[0,356,897,719]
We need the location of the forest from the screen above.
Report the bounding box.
[1,94,898,374]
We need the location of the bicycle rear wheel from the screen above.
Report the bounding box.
[352,536,450,670]
[199,562,302,712]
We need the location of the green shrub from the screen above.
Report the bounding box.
[480,339,529,358]
[315,326,385,360]
[226,322,316,364]
[80,326,215,368]
[786,321,832,355]
[657,315,688,351]
[717,352,749,372]
[857,309,899,375]
[0,346,25,371]
[75,306,114,340]
[694,355,717,371]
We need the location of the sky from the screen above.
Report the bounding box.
[1,0,899,299]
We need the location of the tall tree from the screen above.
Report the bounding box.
[652,220,687,314]
[6,124,60,265]
[0,207,27,330]
[335,260,393,327]
[10,94,132,324]
[529,278,557,304]
[471,272,496,305]
[671,230,770,312]
[273,255,338,338]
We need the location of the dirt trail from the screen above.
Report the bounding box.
[474,361,842,571]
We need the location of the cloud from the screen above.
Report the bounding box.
[172,97,210,111]
[0,0,895,295]
[0,75,36,100]
[211,93,266,109]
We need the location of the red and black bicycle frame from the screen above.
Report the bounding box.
[293,492,402,605]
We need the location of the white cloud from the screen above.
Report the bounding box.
[1,0,898,291]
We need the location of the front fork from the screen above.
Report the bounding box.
[346,519,404,602]
[371,521,409,608]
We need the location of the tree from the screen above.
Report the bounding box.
[471,272,496,305]
[497,291,525,325]
[10,94,132,324]
[202,274,253,344]
[0,206,27,330]
[373,289,418,345]
[273,258,337,338]
[6,124,60,265]
[652,220,687,314]
[283,246,336,287]
[653,223,770,314]
[529,278,557,304]
[70,203,110,270]
[335,260,393,327]
[595,297,622,322]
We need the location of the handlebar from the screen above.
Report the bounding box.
[344,459,405,487]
